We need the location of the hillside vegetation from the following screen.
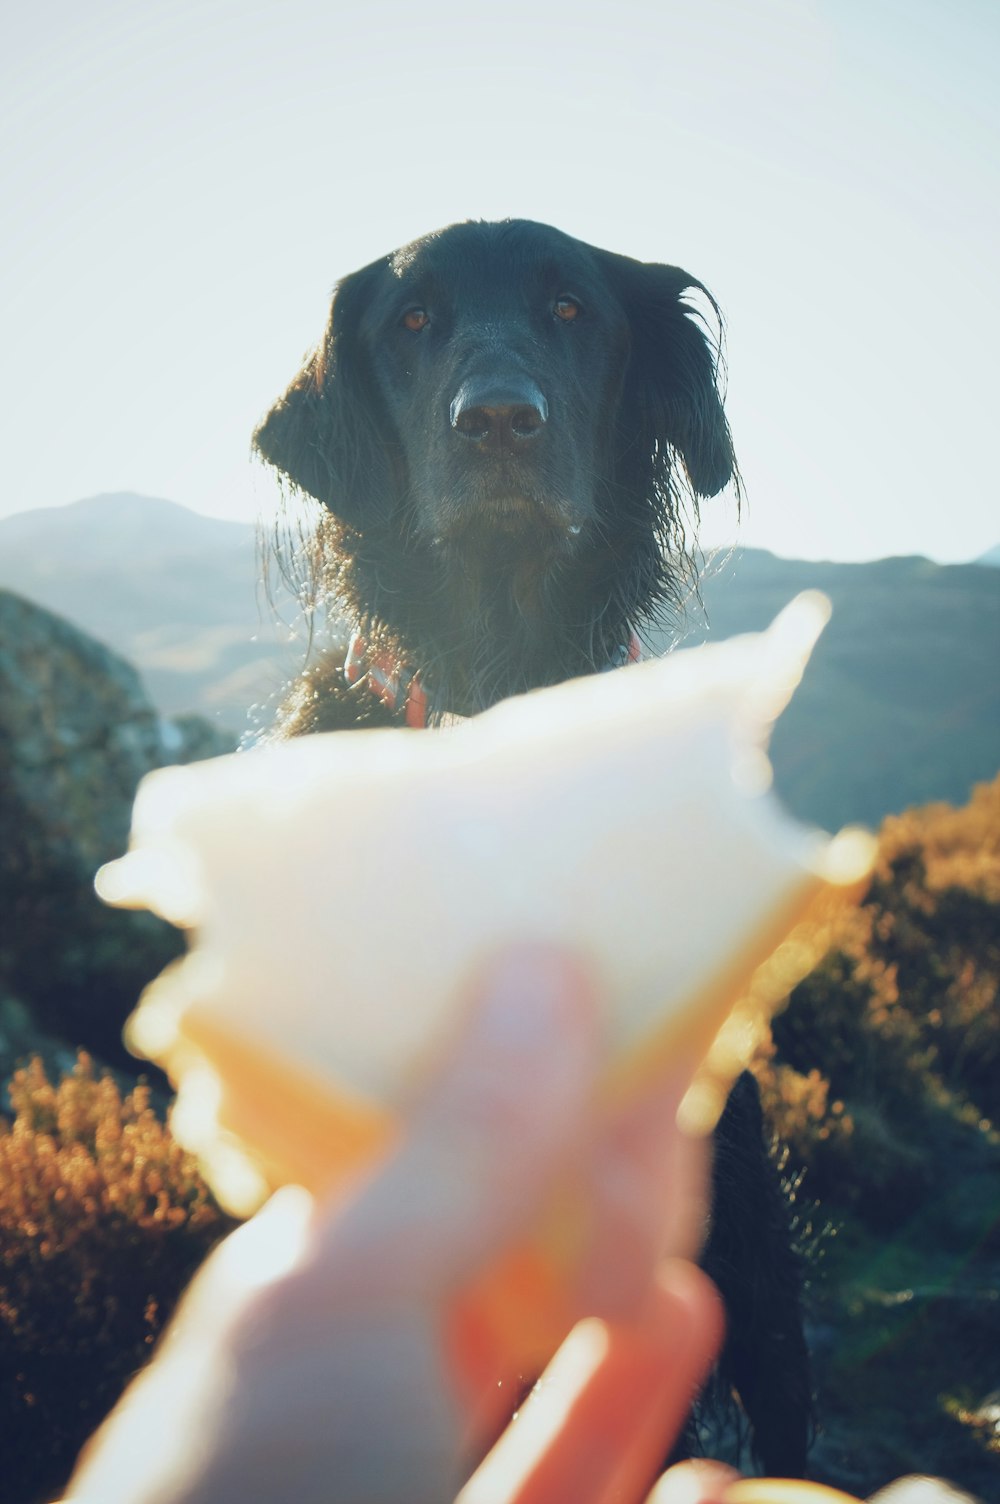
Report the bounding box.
[0,777,997,1500]
[756,774,1000,1496]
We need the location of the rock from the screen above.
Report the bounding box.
[0,991,80,1091]
[0,589,235,1072]
[161,713,238,765]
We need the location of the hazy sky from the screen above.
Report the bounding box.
[2,0,997,561]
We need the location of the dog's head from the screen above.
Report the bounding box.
[254,219,736,565]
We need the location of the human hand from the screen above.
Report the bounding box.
[64,945,716,1504]
[460,1262,729,1504]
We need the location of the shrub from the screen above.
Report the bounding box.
[760,775,1000,1226]
[754,778,1000,1494]
[0,1053,236,1504]
[753,1047,853,1170]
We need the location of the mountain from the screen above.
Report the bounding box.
[1,496,997,830]
[0,492,246,567]
[975,542,1000,567]
[654,549,1000,831]
[0,493,304,737]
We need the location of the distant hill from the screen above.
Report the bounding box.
[1,495,997,830]
[0,493,304,737]
[0,492,246,567]
[975,542,1000,567]
[657,549,1000,831]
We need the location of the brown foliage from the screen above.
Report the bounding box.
[0,1053,235,1503]
[759,774,1000,1225]
[755,777,1000,1493]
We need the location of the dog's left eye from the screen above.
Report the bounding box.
[403,308,430,332]
[553,296,581,322]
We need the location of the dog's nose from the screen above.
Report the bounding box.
[449,378,548,444]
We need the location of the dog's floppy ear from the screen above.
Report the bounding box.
[253,260,393,527]
[605,254,738,502]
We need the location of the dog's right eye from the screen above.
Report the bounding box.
[403,308,430,332]
[553,296,581,322]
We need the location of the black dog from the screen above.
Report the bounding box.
[254,219,810,1473]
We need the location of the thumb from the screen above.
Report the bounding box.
[311,945,602,1299]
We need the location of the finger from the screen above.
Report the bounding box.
[866,1479,974,1504]
[459,1260,725,1504]
[646,1459,742,1504]
[308,945,602,1301]
[166,1184,317,1331]
[607,1072,713,1260]
[723,1482,866,1503]
[865,1480,977,1504]
[574,1073,712,1319]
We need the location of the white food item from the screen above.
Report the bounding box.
[97,593,873,1214]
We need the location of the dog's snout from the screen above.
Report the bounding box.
[450,378,548,445]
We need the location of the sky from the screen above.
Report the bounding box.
[1,0,997,563]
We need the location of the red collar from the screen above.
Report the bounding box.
[343,631,428,728]
[344,629,642,729]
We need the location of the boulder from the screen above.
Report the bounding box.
[0,589,234,1074]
